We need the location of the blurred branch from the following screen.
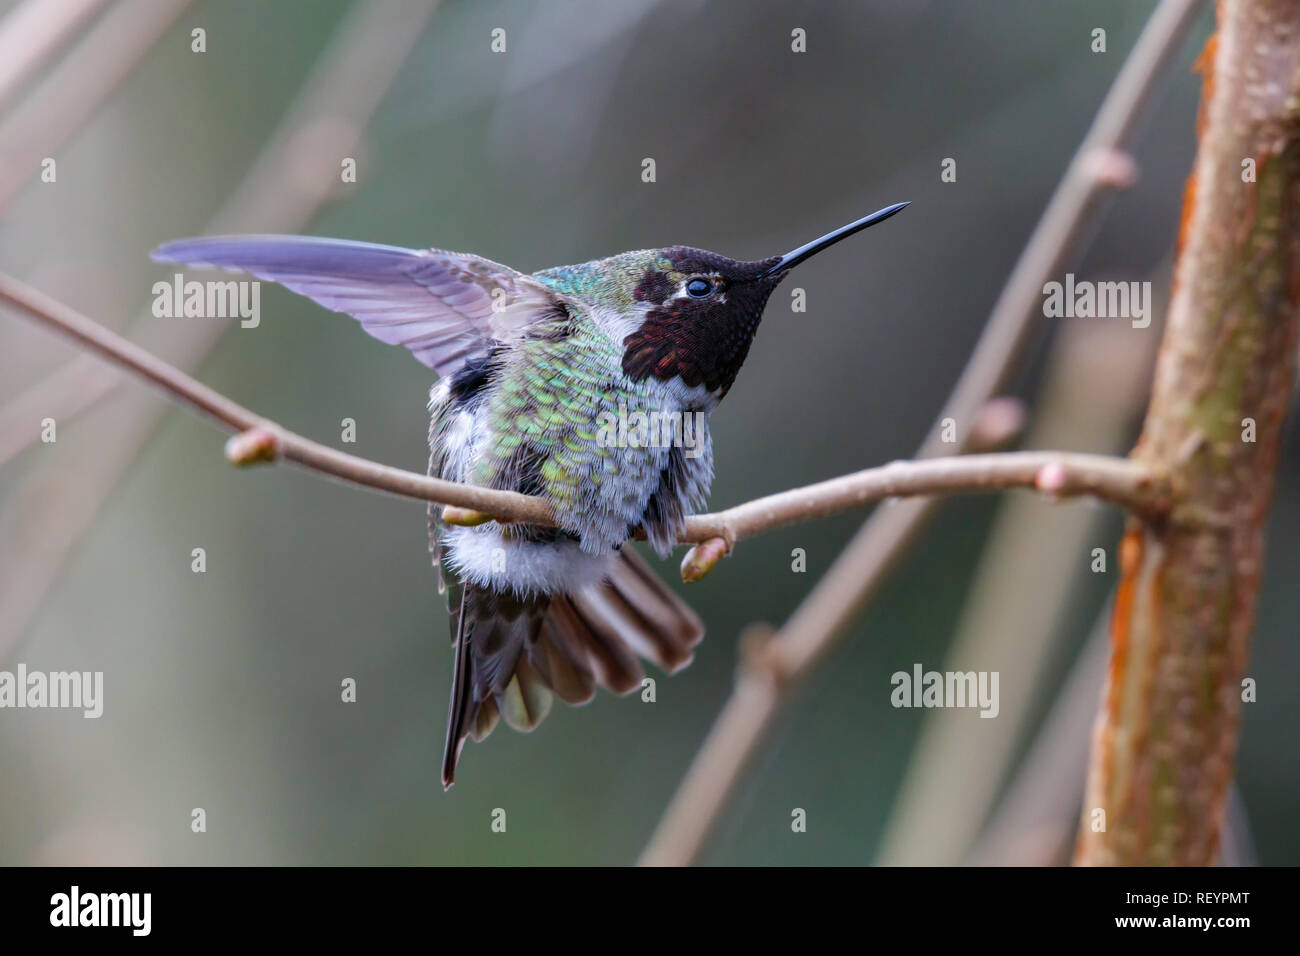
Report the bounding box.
[0,0,438,468]
[1077,0,1300,865]
[0,0,439,663]
[0,271,1169,540]
[0,0,193,466]
[916,0,1203,462]
[0,0,110,113]
[0,0,193,208]
[877,294,1164,865]
[966,608,1112,866]
[638,0,1206,867]
[969,605,1257,867]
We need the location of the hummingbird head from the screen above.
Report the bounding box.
[598,202,910,401]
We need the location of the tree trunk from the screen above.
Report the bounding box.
[1077,0,1300,865]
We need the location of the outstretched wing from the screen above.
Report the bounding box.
[150,234,569,377]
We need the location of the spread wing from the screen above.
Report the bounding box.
[150,234,569,377]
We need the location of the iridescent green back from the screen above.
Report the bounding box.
[533,250,673,306]
[470,306,668,553]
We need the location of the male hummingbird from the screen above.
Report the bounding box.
[151,201,908,786]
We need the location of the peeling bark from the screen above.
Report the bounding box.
[1077,0,1300,865]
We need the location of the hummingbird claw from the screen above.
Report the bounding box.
[441,506,496,527]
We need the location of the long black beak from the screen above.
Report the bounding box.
[758,201,909,278]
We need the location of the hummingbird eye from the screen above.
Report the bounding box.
[685,277,713,298]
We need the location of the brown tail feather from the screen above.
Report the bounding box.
[555,593,646,694]
[440,547,705,787]
[532,616,598,705]
[441,586,549,789]
[601,547,703,671]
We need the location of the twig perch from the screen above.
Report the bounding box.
[0,272,1169,552]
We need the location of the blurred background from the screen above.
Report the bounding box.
[0,0,1292,866]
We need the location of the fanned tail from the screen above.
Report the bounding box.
[441,547,704,787]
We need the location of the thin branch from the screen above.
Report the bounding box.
[0,271,1169,541]
[639,0,1206,867]
[0,0,440,665]
[686,452,1165,543]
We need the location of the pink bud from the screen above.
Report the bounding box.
[1035,462,1070,497]
[224,427,279,466]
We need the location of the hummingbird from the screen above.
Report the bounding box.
[151,201,908,787]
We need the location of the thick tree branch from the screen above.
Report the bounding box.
[1076,0,1300,866]
[0,272,1169,547]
